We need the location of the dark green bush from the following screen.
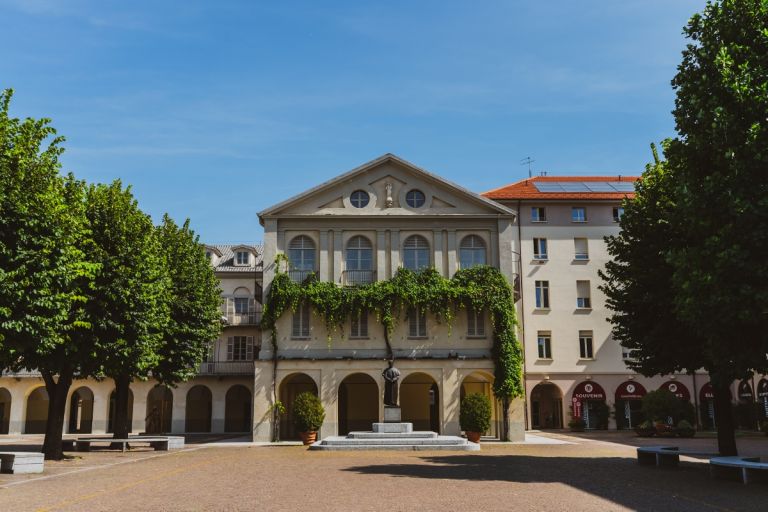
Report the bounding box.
[642,389,693,424]
[460,393,492,433]
[292,392,325,432]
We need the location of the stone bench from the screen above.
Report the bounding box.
[75,436,184,453]
[710,456,768,484]
[637,446,719,467]
[0,452,45,474]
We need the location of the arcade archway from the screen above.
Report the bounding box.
[279,373,318,440]
[400,373,440,432]
[185,385,212,433]
[530,382,563,429]
[25,387,49,434]
[0,388,11,434]
[461,372,498,437]
[68,387,94,433]
[225,385,252,433]
[338,373,378,435]
[146,385,173,434]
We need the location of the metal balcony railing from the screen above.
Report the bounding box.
[197,361,255,376]
[1,370,41,378]
[288,269,316,283]
[223,311,262,326]
[343,270,376,286]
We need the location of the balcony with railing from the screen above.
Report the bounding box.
[222,310,262,326]
[343,270,376,286]
[288,269,316,283]
[197,360,255,376]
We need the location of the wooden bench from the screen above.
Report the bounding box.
[710,456,768,484]
[75,436,183,453]
[637,446,719,467]
[0,452,44,474]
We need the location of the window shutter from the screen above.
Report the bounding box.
[246,336,254,360]
[302,304,310,337]
[477,310,485,336]
[467,308,476,336]
[360,312,368,337]
[227,337,234,361]
[409,309,418,337]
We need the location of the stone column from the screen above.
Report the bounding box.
[210,384,226,434]
[91,388,109,434]
[446,230,457,277]
[252,361,274,442]
[132,385,147,434]
[390,229,400,275]
[319,231,330,282]
[442,367,461,436]
[8,387,25,435]
[433,230,444,276]
[171,386,186,434]
[507,396,526,441]
[333,230,343,284]
[376,230,386,281]
[320,369,337,437]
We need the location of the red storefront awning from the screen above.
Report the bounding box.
[572,381,606,401]
[758,378,768,399]
[658,380,691,401]
[738,380,754,402]
[615,381,647,401]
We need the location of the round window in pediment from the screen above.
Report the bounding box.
[350,190,370,208]
[405,189,426,208]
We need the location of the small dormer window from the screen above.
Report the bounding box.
[235,251,249,266]
[205,250,212,260]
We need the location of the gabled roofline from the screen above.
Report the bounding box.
[204,245,223,257]
[230,244,258,254]
[258,153,516,224]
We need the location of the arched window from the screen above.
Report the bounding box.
[459,235,486,269]
[346,236,373,271]
[288,236,316,271]
[403,235,430,271]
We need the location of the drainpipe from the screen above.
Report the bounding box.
[516,200,530,431]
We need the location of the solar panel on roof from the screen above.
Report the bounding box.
[583,182,617,192]
[560,182,590,192]
[534,182,565,192]
[610,182,635,192]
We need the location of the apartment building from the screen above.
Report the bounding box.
[483,176,766,431]
[0,245,261,436]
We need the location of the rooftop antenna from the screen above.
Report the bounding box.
[520,157,535,178]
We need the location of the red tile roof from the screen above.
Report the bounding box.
[482,176,640,201]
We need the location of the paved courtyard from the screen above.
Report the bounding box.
[0,432,765,511]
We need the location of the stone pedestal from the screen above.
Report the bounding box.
[372,422,412,433]
[383,406,401,423]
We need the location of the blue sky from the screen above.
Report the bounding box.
[0,0,707,243]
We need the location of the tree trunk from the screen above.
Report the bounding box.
[713,379,737,455]
[41,368,73,461]
[501,397,511,442]
[112,374,132,440]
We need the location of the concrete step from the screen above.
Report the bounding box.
[317,436,471,446]
[310,440,479,452]
[347,431,437,439]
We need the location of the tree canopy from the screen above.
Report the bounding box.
[601,0,768,455]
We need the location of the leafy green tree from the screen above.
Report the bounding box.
[153,214,221,386]
[85,181,170,440]
[602,0,768,455]
[0,90,97,460]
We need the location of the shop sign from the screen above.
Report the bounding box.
[738,380,754,402]
[658,381,691,401]
[573,381,606,400]
[757,379,768,399]
[615,381,647,401]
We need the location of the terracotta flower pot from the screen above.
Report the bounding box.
[466,431,482,443]
[299,431,317,445]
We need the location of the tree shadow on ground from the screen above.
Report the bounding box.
[343,454,766,512]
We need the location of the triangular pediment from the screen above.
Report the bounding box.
[258,154,515,219]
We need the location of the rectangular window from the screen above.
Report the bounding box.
[234,297,250,314]
[408,308,427,338]
[467,308,485,337]
[533,238,548,260]
[571,207,587,223]
[622,346,637,361]
[537,332,552,359]
[579,331,594,359]
[535,280,550,308]
[576,280,591,309]
[350,310,369,338]
[235,251,249,265]
[613,206,624,223]
[292,304,310,338]
[574,238,589,260]
[227,336,253,361]
[531,207,547,222]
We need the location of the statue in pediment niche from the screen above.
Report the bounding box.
[385,182,394,208]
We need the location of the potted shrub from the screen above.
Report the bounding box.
[634,420,655,437]
[292,392,325,445]
[675,419,695,438]
[568,418,586,432]
[460,393,492,443]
